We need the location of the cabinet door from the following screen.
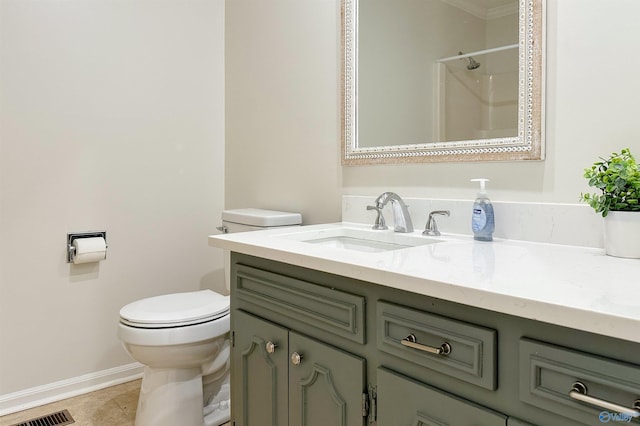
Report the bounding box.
[232,310,289,426]
[377,368,507,425]
[289,331,366,426]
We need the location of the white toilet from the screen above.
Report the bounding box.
[117,208,302,426]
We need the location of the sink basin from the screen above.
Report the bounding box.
[279,226,440,253]
[307,236,414,252]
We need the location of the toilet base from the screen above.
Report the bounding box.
[133,361,231,426]
[204,407,230,426]
[204,383,230,426]
[135,366,205,426]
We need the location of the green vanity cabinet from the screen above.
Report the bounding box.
[229,253,640,426]
[232,310,366,426]
[231,263,369,426]
[507,419,536,426]
[377,368,507,425]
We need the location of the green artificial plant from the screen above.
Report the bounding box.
[580,148,640,217]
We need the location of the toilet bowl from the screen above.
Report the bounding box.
[118,208,302,426]
[118,290,231,426]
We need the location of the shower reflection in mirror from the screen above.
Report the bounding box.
[434,44,519,143]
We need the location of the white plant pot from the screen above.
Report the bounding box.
[604,211,640,258]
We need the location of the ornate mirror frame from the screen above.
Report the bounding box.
[341,0,545,165]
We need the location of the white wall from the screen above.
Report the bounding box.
[226,0,640,219]
[224,0,342,224]
[0,0,225,397]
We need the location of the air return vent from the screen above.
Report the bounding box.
[10,409,75,426]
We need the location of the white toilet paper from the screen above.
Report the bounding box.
[72,237,107,264]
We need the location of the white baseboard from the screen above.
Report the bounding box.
[0,362,143,416]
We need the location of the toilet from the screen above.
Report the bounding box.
[117,208,302,426]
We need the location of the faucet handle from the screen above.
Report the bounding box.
[367,205,388,230]
[423,210,450,236]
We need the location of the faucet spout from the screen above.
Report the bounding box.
[374,192,414,233]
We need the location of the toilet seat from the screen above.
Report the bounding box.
[120,290,230,328]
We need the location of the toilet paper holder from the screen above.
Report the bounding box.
[67,231,107,263]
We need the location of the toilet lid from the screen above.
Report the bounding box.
[119,290,230,328]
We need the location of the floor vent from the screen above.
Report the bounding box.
[10,409,75,426]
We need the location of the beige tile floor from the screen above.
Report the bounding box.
[0,380,230,426]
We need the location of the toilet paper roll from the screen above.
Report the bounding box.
[72,237,107,264]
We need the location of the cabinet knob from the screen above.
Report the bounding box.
[291,352,303,365]
[265,341,277,354]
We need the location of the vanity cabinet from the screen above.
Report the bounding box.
[377,368,507,425]
[229,253,640,426]
[232,310,366,426]
[231,264,368,426]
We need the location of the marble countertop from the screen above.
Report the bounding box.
[208,223,640,344]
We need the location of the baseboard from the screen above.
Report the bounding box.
[0,362,143,416]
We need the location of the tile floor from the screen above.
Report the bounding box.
[0,380,231,426]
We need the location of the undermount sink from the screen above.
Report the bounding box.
[278,226,440,253]
[308,236,415,252]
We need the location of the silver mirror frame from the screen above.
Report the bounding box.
[342,0,545,165]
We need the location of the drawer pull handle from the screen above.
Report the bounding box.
[569,381,640,418]
[401,334,451,356]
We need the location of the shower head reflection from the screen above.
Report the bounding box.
[458,51,481,70]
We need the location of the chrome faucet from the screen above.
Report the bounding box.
[366,205,388,230]
[369,192,414,233]
[423,210,450,236]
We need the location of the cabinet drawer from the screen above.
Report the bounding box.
[377,300,497,390]
[235,264,366,343]
[519,338,640,425]
[377,367,507,425]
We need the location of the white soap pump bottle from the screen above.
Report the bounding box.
[471,178,495,241]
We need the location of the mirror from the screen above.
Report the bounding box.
[342,0,545,164]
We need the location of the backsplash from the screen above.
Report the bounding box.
[342,196,603,248]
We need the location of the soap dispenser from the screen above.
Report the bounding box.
[471,178,495,241]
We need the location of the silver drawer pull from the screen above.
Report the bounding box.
[401,334,451,356]
[569,381,640,418]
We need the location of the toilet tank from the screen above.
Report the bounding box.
[218,208,302,291]
[220,208,302,233]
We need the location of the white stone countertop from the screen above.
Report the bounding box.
[208,223,640,344]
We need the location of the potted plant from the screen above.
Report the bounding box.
[580,148,640,258]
